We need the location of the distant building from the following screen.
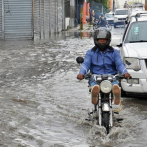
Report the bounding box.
[117,0,145,8]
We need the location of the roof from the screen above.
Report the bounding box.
[107,11,114,14]
[115,8,129,10]
[131,15,147,22]
[130,11,147,16]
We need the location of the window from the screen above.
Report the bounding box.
[125,21,147,43]
[106,14,114,18]
[115,10,128,15]
[122,21,130,41]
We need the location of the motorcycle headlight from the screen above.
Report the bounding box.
[124,57,140,71]
[100,80,112,93]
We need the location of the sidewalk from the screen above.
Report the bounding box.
[67,22,92,32]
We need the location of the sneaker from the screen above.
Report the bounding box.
[91,85,100,105]
[113,84,121,105]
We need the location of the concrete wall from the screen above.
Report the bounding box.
[69,0,75,27]
[117,0,145,8]
[65,18,70,29]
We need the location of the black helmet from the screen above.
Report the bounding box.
[93,28,111,51]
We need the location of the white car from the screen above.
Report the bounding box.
[130,3,145,13]
[105,12,114,25]
[117,15,147,96]
[114,8,130,28]
[126,10,147,23]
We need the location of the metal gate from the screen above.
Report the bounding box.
[34,0,64,39]
[0,0,2,39]
[58,0,63,32]
[0,0,33,39]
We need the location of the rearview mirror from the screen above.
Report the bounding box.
[76,57,84,64]
[133,68,140,72]
[117,43,122,47]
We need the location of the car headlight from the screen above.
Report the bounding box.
[124,57,140,71]
[100,80,112,93]
[127,78,139,84]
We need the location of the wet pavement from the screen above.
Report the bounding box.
[0,25,147,147]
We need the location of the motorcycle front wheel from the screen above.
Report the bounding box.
[93,25,98,30]
[103,112,110,134]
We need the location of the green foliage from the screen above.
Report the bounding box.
[93,0,110,14]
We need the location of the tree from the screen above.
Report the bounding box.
[92,0,110,14]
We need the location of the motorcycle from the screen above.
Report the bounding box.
[93,19,99,30]
[93,19,112,31]
[76,57,127,134]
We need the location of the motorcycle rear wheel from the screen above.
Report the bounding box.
[103,112,110,134]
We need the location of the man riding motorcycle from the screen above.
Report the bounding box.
[77,28,131,105]
[98,13,107,27]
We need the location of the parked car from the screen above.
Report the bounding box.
[130,3,145,13]
[126,10,147,24]
[116,15,147,96]
[114,8,130,28]
[105,12,114,25]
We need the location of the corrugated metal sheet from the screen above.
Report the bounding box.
[0,0,2,39]
[4,0,33,39]
[44,0,49,37]
[58,0,63,32]
[50,0,56,33]
[34,0,64,38]
[34,0,40,37]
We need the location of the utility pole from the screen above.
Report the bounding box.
[80,5,83,30]
[113,0,115,12]
[100,0,102,14]
[102,0,103,14]
[145,0,147,10]
[102,4,103,14]
[89,0,93,25]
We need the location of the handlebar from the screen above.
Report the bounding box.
[83,73,92,79]
[83,73,132,80]
[115,74,132,79]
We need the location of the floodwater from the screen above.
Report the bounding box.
[0,27,147,147]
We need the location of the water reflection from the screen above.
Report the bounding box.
[0,28,147,147]
[34,30,94,41]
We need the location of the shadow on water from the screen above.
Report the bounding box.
[124,96,147,106]
[126,93,147,99]
[123,94,147,112]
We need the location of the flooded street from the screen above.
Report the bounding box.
[0,27,147,147]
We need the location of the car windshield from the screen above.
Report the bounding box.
[125,21,147,43]
[106,14,114,18]
[115,10,128,15]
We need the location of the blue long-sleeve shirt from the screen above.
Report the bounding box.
[79,47,128,75]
